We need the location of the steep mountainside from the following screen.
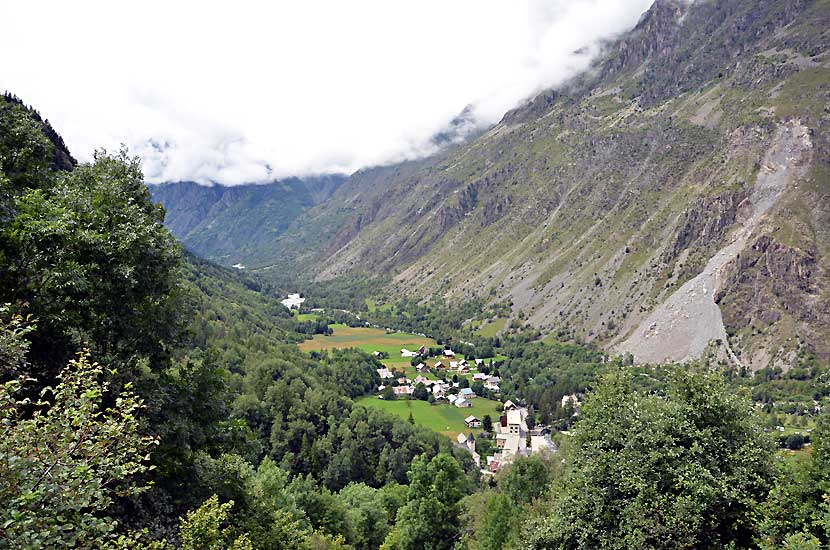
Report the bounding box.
[157,0,830,369]
[150,175,345,266]
[274,0,830,369]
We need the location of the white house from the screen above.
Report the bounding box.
[493,407,529,463]
[414,376,432,386]
[454,397,472,408]
[472,373,488,381]
[416,362,428,373]
[450,361,459,370]
[465,415,482,428]
[393,385,413,396]
[376,368,393,379]
[484,381,501,392]
[281,293,305,309]
[456,432,481,465]
[443,349,455,357]
[401,348,418,358]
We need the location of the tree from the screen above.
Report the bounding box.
[7,148,184,378]
[0,304,35,378]
[503,455,550,505]
[760,416,830,546]
[482,414,493,433]
[478,493,519,550]
[522,369,776,549]
[0,350,158,548]
[386,453,469,549]
[412,382,429,401]
[179,495,253,550]
[340,482,392,549]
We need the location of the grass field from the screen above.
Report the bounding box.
[355,396,502,438]
[476,317,508,338]
[295,312,319,322]
[297,324,437,356]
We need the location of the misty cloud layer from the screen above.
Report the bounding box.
[1,0,654,185]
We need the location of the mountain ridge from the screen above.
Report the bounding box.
[150,175,346,266]
[154,0,830,370]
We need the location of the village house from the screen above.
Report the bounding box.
[465,415,482,428]
[472,373,487,382]
[401,348,418,358]
[415,362,428,373]
[493,405,529,464]
[455,432,481,466]
[396,377,408,385]
[454,397,472,408]
[393,385,413,396]
[459,387,476,399]
[450,361,458,370]
[475,358,484,367]
[457,364,470,374]
[443,349,455,357]
[484,381,500,392]
[376,368,393,379]
[432,385,446,399]
[414,375,433,386]
[484,375,501,392]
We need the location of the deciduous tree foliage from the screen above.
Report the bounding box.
[0,350,156,549]
[521,369,776,550]
[386,453,470,549]
[8,149,183,375]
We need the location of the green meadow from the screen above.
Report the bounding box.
[356,395,502,438]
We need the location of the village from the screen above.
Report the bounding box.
[375,345,565,474]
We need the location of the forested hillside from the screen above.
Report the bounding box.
[150,176,345,267]
[0,93,477,548]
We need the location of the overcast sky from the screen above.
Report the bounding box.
[1,0,653,185]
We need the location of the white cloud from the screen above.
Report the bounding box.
[0,0,653,185]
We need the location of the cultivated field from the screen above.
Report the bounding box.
[297,323,436,362]
[355,395,503,438]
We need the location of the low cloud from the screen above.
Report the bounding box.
[1,0,653,185]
